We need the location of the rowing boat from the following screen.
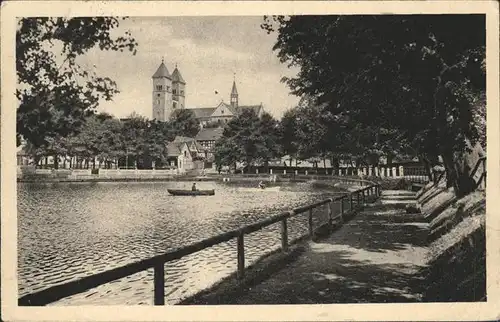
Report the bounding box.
[167,189,215,196]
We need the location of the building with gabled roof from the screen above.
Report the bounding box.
[195,127,224,160]
[165,135,206,173]
[187,77,264,127]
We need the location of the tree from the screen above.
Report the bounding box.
[119,113,148,168]
[213,109,282,172]
[279,108,300,166]
[169,109,200,138]
[214,136,241,173]
[258,112,281,168]
[16,17,138,149]
[262,15,485,196]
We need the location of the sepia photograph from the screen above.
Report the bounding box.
[1,1,499,321]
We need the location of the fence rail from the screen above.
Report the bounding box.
[18,181,380,306]
[471,156,487,190]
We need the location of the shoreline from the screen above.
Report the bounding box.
[17,173,373,183]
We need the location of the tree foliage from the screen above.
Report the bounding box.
[23,110,200,169]
[262,14,486,195]
[169,109,200,138]
[214,109,281,171]
[16,17,138,148]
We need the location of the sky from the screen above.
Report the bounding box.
[79,16,300,119]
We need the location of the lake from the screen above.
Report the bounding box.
[18,180,347,305]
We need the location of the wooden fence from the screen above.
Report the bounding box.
[18,182,381,306]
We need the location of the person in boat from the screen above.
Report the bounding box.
[192,183,198,191]
[258,181,266,189]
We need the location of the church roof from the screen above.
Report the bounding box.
[223,102,238,115]
[152,62,171,79]
[196,127,224,141]
[171,67,186,84]
[189,107,217,118]
[189,102,263,119]
[231,80,238,95]
[237,104,263,115]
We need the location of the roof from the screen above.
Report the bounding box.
[231,80,238,95]
[171,67,186,84]
[189,103,263,119]
[195,127,224,141]
[237,104,263,115]
[152,62,171,79]
[173,136,195,144]
[166,142,181,157]
[188,107,216,118]
[222,101,238,115]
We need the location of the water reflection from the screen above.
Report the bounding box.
[18,181,344,305]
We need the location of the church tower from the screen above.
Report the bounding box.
[230,75,238,110]
[171,64,186,110]
[152,59,173,121]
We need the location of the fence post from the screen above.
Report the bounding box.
[362,189,366,204]
[153,263,165,305]
[237,232,245,280]
[308,209,313,237]
[327,200,333,224]
[350,193,354,211]
[357,191,360,207]
[281,218,288,252]
[340,197,344,221]
[483,158,487,189]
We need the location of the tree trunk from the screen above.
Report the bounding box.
[387,154,393,166]
[92,157,96,169]
[441,142,479,198]
[421,156,433,181]
[53,155,59,170]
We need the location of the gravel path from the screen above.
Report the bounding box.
[214,190,430,304]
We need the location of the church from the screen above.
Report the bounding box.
[151,59,186,121]
[151,60,264,124]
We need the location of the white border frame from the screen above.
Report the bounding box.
[2,1,499,321]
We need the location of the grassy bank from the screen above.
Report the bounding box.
[415,181,486,301]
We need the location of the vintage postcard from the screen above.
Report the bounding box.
[1,1,499,321]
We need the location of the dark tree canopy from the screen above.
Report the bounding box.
[214,109,281,170]
[169,109,200,138]
[262,14,486,195]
